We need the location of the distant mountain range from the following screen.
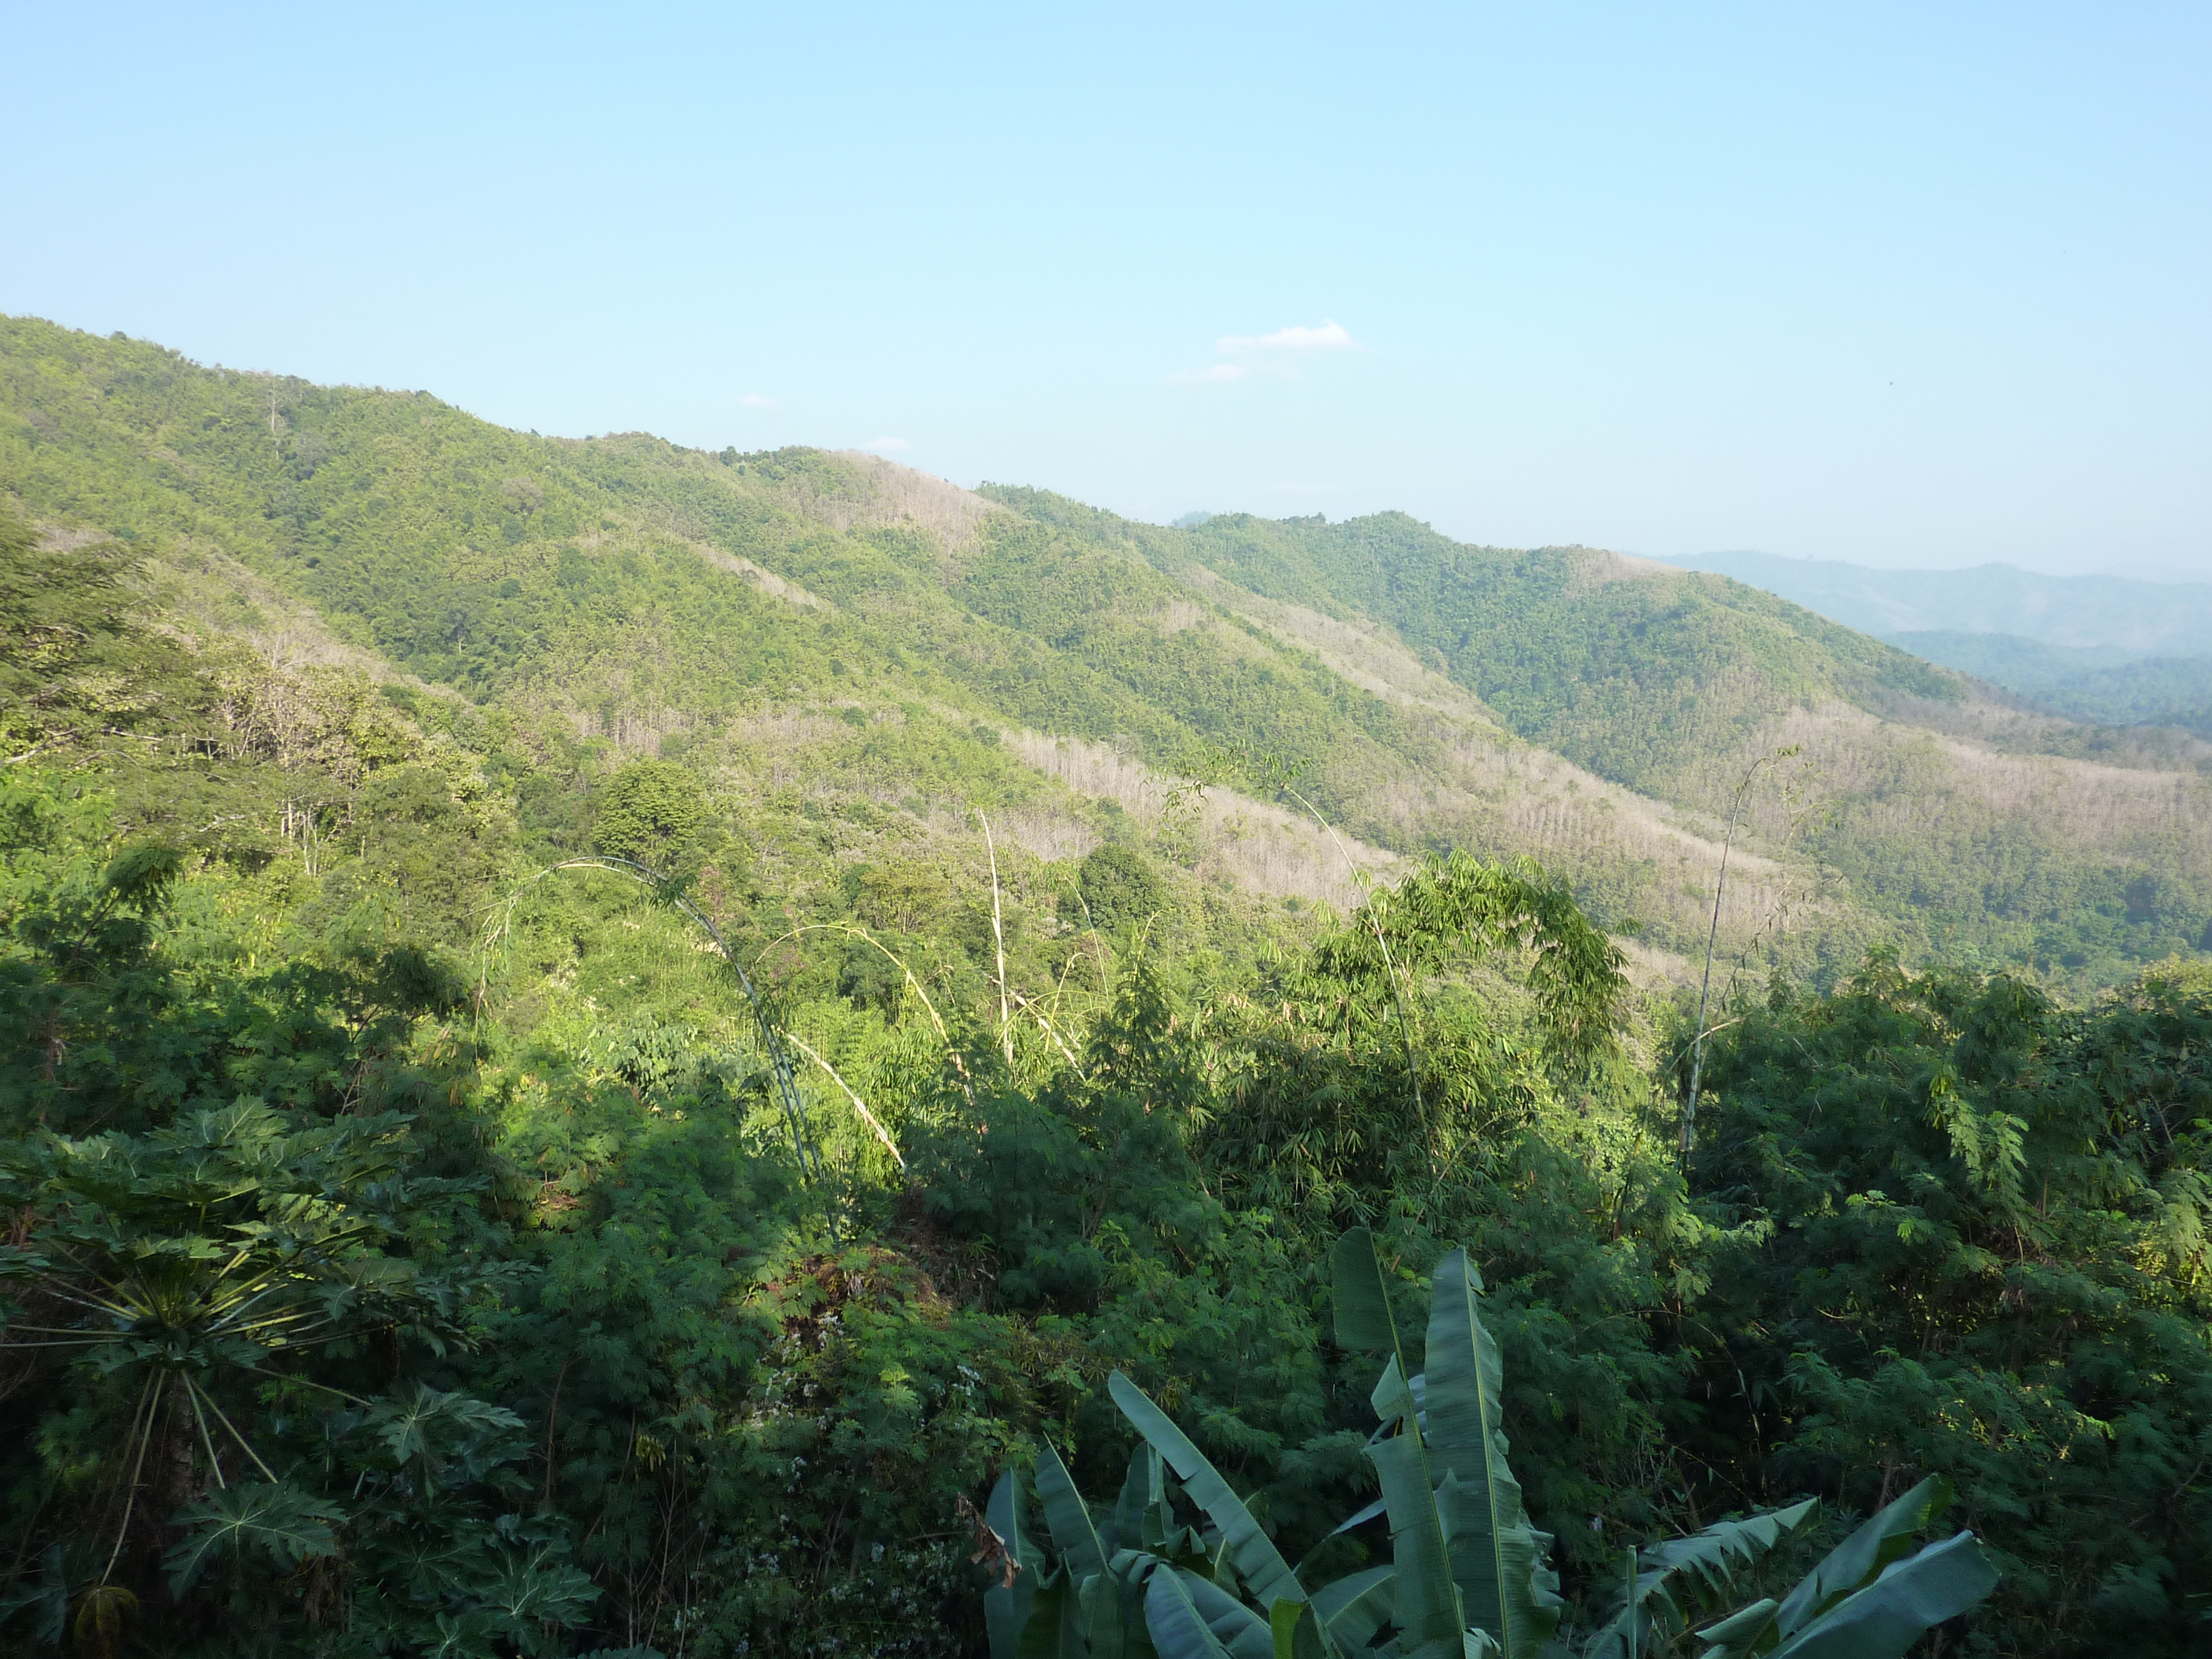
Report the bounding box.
[1660,550,2212,734]
[1660,551,2212,656]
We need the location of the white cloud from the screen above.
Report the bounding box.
[1169,319,1356,386]
[739,392,777,408]
[1165,363,1250,386]
[860,435,911,452]
[1216,318,1355,355]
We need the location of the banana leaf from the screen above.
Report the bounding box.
[986,1467,1043,1659]
[1581,1548,1647,1659]
[1019,1570,1080,1659]
[1270,1599,1329,1659]
[1419,1248,1563,1658]
[1145,1565,1238,1659]
[1105,1552,1168,1659]
[1332,1228,1405,1362]
[1771,1478,1949,1638]
[1370,1352,1419,1430]
[1326,1496,1388,1538]
[1311,1563,1395,1652]
[1694,1596,1781,1659]
[1115,1441,1185,1559]
[1762,1532,1998,1659]
[1368,1427,1464,1659]
[1647,1500,1817,1598]
[1110,1372,1306,1612]
[1038,1440,1111,1582]
[1584,1501,1818,1658]
[1080,1569,1135,1659]
[1174,1567,1276,1659]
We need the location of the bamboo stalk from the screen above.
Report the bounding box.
[978,811,1014,1065]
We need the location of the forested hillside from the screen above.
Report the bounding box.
[1024,497,2212,985]
[7,317,2212,1656]
[6,316,2208,991]
[1892,631,2212,737]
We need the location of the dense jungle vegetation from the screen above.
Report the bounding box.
[5,318,2212,1656]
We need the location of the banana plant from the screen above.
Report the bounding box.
[1580,1501,1820,1659]
[984,1227,1558,1659]
[987,1427,1275,1659]
[1687,1479,1998,1659]
[1330,1226,1564,1659]
[985,1228,1998,1659]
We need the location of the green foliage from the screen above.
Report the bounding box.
[993,1230,1994,1659]
[164,1482,344,1597]
[0,500,248,776]
[1687,955,2212,1648]
[1073,843,1167,937]
[6,315,2212,1657]
[592,758,706,866]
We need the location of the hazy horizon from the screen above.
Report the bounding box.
[7,4,2207,581]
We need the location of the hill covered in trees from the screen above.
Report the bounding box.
[5,315,2210,992]
[1660,551,2212,745]
[6,316,2212,1655]
[1891,631,2212,737]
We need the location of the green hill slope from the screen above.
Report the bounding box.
[6,314,2210,988]
[984,491,2212,982]
[1894,629,2212,734]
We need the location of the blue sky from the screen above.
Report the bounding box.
[8,3,2207,577]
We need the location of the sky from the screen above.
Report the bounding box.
[7,3,2208,578]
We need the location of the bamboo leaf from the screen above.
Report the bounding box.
[1110,1372,1305,1612]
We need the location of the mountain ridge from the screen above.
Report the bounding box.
[1660,547,2212,653]
[6,312,2210,990]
